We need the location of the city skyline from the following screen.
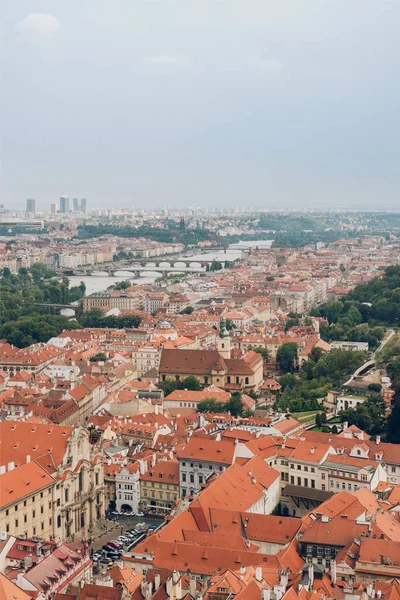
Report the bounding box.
[1,0,400,210]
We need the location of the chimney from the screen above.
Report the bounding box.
[376,435,381,445]
[310,447,315,454]
[166,578,172,597]
[256,567,262,582]
[172,570,179,584]
[189,576,196,597]
[7,461,15,472]
[26,455,31,464]
[0,466,5,475]
[262,589,271,600]
[280,569,289,588]
[240,566,246,575]
[155,404,159,415]
[308,562,314,589]
[154,573,161,590]
[343,421,348,430]
[252,476,256,484]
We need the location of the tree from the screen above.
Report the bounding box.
[181,306,194,314]
[227,392,244,417]
[209,260,223,271]
[160,375,201,396]
[279,373,297,390]
[80,309,104,328]
[387,400,400,444]
[285,317,300,332]
[90,352,107,362]
[197,399,227,413]
[225,319,236,331]
[251,346,270,362]
[276,343,298,373]
[368,383,382,393]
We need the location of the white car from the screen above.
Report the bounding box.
[135,512,144,517]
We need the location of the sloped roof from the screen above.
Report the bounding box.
[159,349,226,375]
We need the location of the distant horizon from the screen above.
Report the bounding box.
[4,203,400,214]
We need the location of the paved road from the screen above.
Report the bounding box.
[91,514,163,553]
[343,329,395,387]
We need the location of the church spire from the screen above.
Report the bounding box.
[220,317,229,339]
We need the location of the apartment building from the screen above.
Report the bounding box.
[115,464,140,514]
[139,460,179,514]
[132,342,162,377]
[320,454,386,494]
[178,437,236,497]
[82,291,142,312]
[143,293,167,314]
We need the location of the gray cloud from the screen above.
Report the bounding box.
[15,13,60,41]
[143,55,190,66]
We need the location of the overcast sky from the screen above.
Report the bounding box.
[1,1,399,211]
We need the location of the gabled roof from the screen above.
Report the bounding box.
[0,460,54,509]
[179,437,235,464]
[0,421,73,469]
[0,574,32,600]
[159,349,226,375]
[301,515,369,546]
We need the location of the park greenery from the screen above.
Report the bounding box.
[311,266,400,346]
[159,376,248,417]
[339,392,387,436]
[197,392,249,418]
[79,309,141,329]
[274,347,366,414]
[0,265,141,347]
[159,375,202,396]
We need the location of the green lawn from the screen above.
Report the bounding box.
[294,411,320,423]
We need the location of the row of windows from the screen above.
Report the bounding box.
[6,503,50,517]
[182,473,204,484]
[143,490,175,500]
[282,462,316,473]
[142,482,176,490]
[282,473,316,488]
[6,520,50,534]
[330,480,360,491]
[181,462,220,470]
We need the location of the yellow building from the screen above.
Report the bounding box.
[0,423,104,544]
[0,461,55,540]
[139,460,179,514]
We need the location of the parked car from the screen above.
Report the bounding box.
[107,553,121,560]
[135,512,144,517]
[148,524,157,531]
[107,541,122,549]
